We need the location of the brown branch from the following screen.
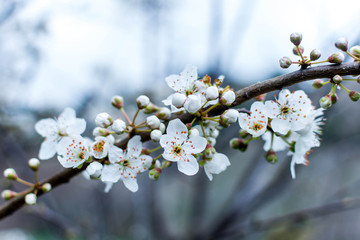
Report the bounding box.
[0,62,359,221]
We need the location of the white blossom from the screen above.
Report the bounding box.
[146,116,161,129]
[86,162,103,179]
[56,136,91,168]
[35,108,86,160]
[91,136,113,159]
[160,119,207,175]
[95,112,112,128]
[203,153,231,181]
[101,136,152,192]
[238,101,268,137]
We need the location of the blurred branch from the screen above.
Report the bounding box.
[231,197,360,238]
[0,62,360,220]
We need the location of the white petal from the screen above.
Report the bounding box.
[165,74,186,92]
[38,138,58,160]
[271,118,290,135]
[181,64,198,89]
[122,177,139,192]
[132,155,153,173]
[126,135,142,159]
[104,181,114,193]
[166,119,188,143]
[67,118,86,135]
[177,154,199,176]
[204,168,213,181]
[182,136,207,154]
[35,119,58,138]
[108,145,125,164]
[264,101,279,118]
[58,107,76,123]
[101,164,121,183]
[162,149,182,162]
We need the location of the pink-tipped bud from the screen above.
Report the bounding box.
[156,107,171,120]
[220,109,239,127]
[290,32,302,46]
[111,95,124,109]
[319,95,332,109]
[332,75,343,84]
[204,144,216,159]
[1,190,16,200]
[149,168,162,181]
[255,94,266,102]
[265,150,277,164]
[292,45,304,56]
[219,90,235,106]
[279,57,292,68]
[349,91,360,102]
[312,79,324,89]
[143,103,159,114]
[28,158,40,171]
[230,138,248,152]
[330,93,338,105]
[350,45,360,58]
[239,129,249,138]
[328,52,345,64]
[141,148,150,155]
[93,127,111,137]
[3,168,17,180]
[335,37,348,51]
[310,49,321,61]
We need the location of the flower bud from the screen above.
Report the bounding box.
[310,49,321,61]
[25,193,37,205]
[292,45,304,56]
[3,168,17,180]
[111,95,124,109]
[95,112,112,128]
[208,137,216,146]
[149,168,162,181]
[230,138,248,152]
[335,37,348,51]
[279,57,292,69]
[42,183,52,192]
[219,90,235,106]
[143,103,159,114]
[290,32,302,46]
[28,158,40,171]
[141,148,150,155]
[332,75,342,84]
[154,160,161,169]
[184,95,202,114]
[172,93,187,108]
[112,119,126,134]
[136,95,150,109]
[319,95,332,109]
[220,109,239,125]
[349,91,360,102]
[205,86,219,100]
[159,123,166,134]
[350,45,360,58]
[357,76,360,84]
[328,52,344,64]
[210,129,219,138]
[186,123,192,130]
[189,128,200,138]
[330,93,338,105]
[146,116,161,129]
[239,129,249,138]
[150,130,162,142]
[156,107,171,120]
[1,190,16,200]
[93,127,111,137]
[86,162,103,179]
[265,150,277,164]
[255,94,266,102]
[204,144,216,159]
[312,79,324,89]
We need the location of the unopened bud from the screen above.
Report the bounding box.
[150,130,162,142]
[111,95,124,109]
[3,168,17,180]
[184,95,202,114]
[328,52,344,64]
[28,158,40,171]
[149,168,162,181]
[42,183,52,192]
[159,123,166,134]
[220,109,239,126]
[95,112,112,128]
[205,86,219,100]
[189,128,200,138]
[265,150,277,164]
[279,57,292,69]
[93,127,111,137]
[186,123,192,130]
[146,116,161,129]
[1,190,16,200]
[239,129,249,138]
[143,103,159,114]
[156,107,171,120]
[335,37,348,51]
[172,93,187,108]
[312,79,324,89]
[136,95,150,109]
[290,32,302,46]
[330,93,338,105]
[219,90,235,106]
[319,95,332,109]
[112,119,126,134]
[310,49,321,61]
[350,45,360,58]
[230,138,248,152]
[25,193,37,205]
[292,46,304,56]
[86,162,103,179]
[332,75,342,84]
[204,144,216,159]
[349,91,360,101]
[141,148,150,155]
[255,94,266,102]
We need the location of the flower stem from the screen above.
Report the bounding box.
[345,51,360,61]
[35,171,39,185]
[153,153,163,161]
[311,60,329,65]
[199,120,207,138]
[148,146,162,153]
[296,45,305,63]
[132,109,140,126]
[16,178,34,188]
[339,84,351,93]
[135,129,151,133]
[121,108,132,125]
[202,103,220,115]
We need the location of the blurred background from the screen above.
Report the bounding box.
[0,0,360,239]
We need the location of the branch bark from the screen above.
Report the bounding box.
[1,62,359,220]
